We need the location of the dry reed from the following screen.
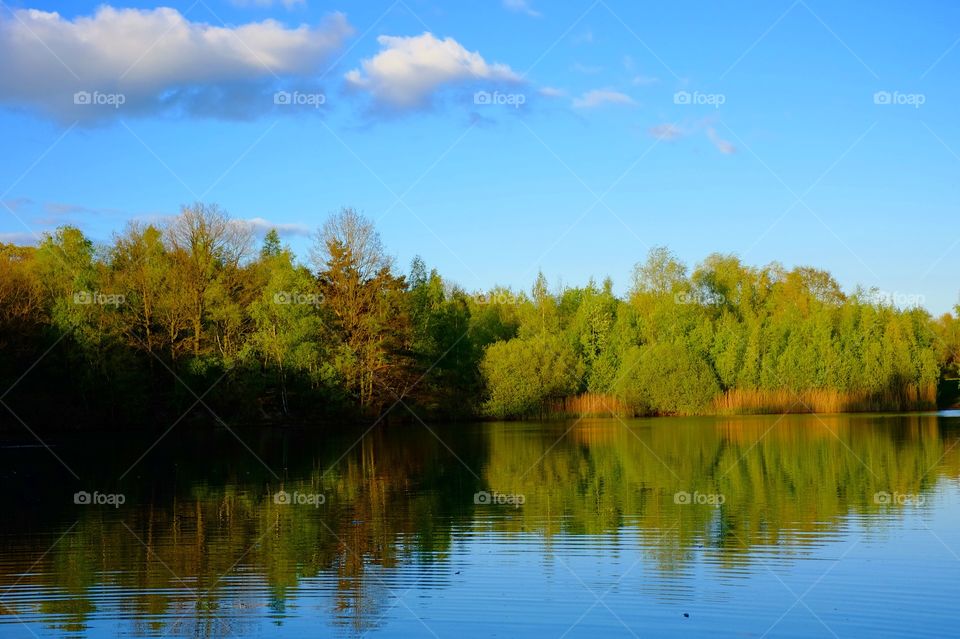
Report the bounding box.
[543,384,937,419]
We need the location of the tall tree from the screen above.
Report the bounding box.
[111,222,167,356]
[312,208,412,412]
[166,203,252,357]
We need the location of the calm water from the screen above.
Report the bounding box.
[2,414,960,638]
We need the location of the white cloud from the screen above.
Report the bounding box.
[647,121,736,154]
[245,217,311,237]
[0,6,353,123]
[632,75,660,86]
[345,32,520,110]
[572,89,635,109]
[707,127,736,154]
[503,0,541,17]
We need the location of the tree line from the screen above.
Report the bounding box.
[0,202,958,427]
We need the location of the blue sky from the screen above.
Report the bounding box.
[1,0,958,312]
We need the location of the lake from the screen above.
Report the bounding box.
[2,413,959,638]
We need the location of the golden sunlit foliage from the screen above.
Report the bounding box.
[0,210,957,426]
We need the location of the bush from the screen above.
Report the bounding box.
[481,333,581,418]
[614,343,720,415]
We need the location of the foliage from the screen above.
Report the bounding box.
[480,332,580,418]
[614,343,720,415]
[0,213,952,428]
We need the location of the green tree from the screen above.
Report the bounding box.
[407,257,477,416]
[110,222,168,356]
[614,342,720,415]
[244,243,327,415]
[165,203,251,357]
[480,332,580,418]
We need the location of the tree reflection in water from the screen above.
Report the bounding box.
[1,414,957,636]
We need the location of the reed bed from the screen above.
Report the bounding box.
[712,385,937,414]
[545,393,632,418]
[543,384,937,419]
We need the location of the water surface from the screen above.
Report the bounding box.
[2,414,959,637]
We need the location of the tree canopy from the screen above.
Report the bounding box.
[0,210,953,428]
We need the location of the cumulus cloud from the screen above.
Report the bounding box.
[503,0,541,17]
[572,89,635,109]
[0,6,354,123]
[345,32,520,111]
